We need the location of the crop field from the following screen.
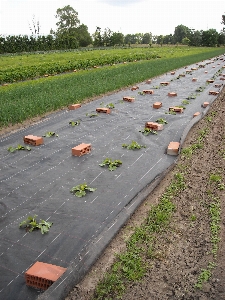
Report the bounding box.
[0,46,224,129]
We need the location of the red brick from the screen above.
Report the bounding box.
[168,92,177,97]
[191,67,197,70]
[207,79,214,83]
[202,102,209,108]
[145,79,152,84]
[192,78,197,82]
[204,71,208,73]
[143,90,154,94]
[186,70,192,73]
[123,96,135,102]
[215,84,222,88]
[145,122,163,131]
[131,86,139,91]
[193,112,200,117]
[179,74,185,77]
[96,108,111,114]
[153,102,162,109]
[167,142,180,156]
[68,104,81,110]
[171,71,175,75]
[72,143,91,156]
[209,91,219,95]
[25,261,66,291]
[23,135,44,146]
[169,107,183,113]
[160,82,170,86]
[220,77,225,81]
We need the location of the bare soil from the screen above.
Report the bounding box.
[65,88,225,300]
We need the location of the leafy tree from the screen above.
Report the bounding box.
[173,24,191,44]
[182,37,190,45]
[76,24,92,47]
[218,32,225,45]
[189,30,202,46]
[93,27,103,47]
[201,29,219,47]
[55,5,80,35]
[111,32,124,46]
[142,33,152,44]
[163,34,173,45]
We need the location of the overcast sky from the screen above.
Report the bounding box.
[0,0,224,37]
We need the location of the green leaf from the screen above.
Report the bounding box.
[8,146,17,153]
[75,190,86,197]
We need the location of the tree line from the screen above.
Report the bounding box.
[0,5,225,54]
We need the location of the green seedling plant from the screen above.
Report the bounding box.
[70,183,96,197]
[43,131,58,137]
[99,158,122,171]
[138,91,146,95]
[86,112,98,118]
[19,215,53,234]
[196,86,205,92]
[195,262,216,289]
[155,118,168,124]
[122,140,146,150]
[165,110,176,115]
[106,103,115,109]
[139,128,157,135]
[69,120,80,126]
[209,174,225,190]
[182,99,190,105]
[8,144,31,152]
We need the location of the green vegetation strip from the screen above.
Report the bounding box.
[1,46,224,83]
[1,48,224,129]
[93,172,185,299]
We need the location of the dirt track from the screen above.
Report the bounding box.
[65,88,225,299]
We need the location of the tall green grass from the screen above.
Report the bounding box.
[0,48,224,129]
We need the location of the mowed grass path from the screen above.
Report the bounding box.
[0,47,224,129]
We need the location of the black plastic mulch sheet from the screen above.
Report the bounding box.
[0,55,224,300]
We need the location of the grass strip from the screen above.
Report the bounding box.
[93,172,186,299]
[0,49,224,129]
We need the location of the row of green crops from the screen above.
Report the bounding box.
[1,47,224,84]
[0,47,225,129]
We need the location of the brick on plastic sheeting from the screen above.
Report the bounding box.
[143,90,154,94]
[220,77,225,81]
[153,102,162,109]
[179,74,185,77]
[167,142,180,156]
[23,135,44,146]
[168,92,177,97]
[68,104,81,110]
[186,70,192,73]
[192,78,197,82]
[145,79,152,84]
[123,96,135,102]
[160,82,170,86]
[96,108,111,114]
[169,107,183,113]
[131,86,139,91]
[171,71,175,75]
[191,67,197,70]
[215,84,222,88]
[207,79,214,83]
[145,122,163,131]
[193,112,200,118]
[205,71,208,73]
[25,261,67,291]
[202,102,209,108]
[72,143,91,156]
[209,91,219,96]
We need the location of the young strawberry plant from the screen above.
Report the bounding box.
[70,183,97,197]
[122,140,146,150]
[165,110,176,115]
[106,103,115,109]
[182,100,190,105]
[42,131,58,137]
[19,215,53,234]
[99,158,122,171]
[139,128,157,135]
[155,118,168,124]
[69,120,80,126]
[8,144,31,152]
[86,112,98,118]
